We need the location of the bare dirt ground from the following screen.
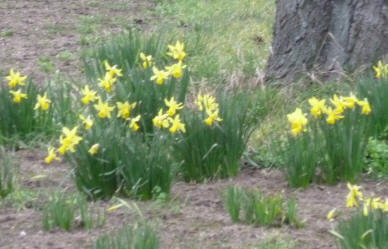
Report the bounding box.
[0,0,155,81]
[1,149,388,249]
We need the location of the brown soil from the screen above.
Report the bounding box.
[0,0,155,81]
[2,148,388,249]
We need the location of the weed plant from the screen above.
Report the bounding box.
[365,137,388,179]
[93,223,159,249]
[334,209,388,249]
[0,147,15,198]
[42,192,104,231]
[222,186,301,227]
[176,92,255,182]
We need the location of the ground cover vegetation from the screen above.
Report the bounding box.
[1,0,388,248]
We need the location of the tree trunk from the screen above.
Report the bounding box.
[266,0,388,83]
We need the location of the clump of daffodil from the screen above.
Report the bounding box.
[104,61,123,78]
[373,60,388,79]
[165,61,187,78]
[44,147,60,164]
[94,99,115,119]
[116,101,136,119]
[150,66,169,85]
[57,126,83,155]
[129,115,141,132]
[6,69,27,88]
[164,97,183,117]
[152,109,170,129]
[195,93,223,126]
[287,108,308,136]
[80,85,98,104]
[167,40,186,61]
[34,92,51,111]
[79,115,94,130]
[308,97,327,119]
[140,52,153,69]
[88,144,99,155]
[9,89,27,103]
[98,73,117,92]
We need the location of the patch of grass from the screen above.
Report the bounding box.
[254,234,301,249]
[154,0,275,84]
[37,56,55,73]
[0,29,14,37]
[0,147,16,198]
[93,223,159,249]
[56,50,73,61]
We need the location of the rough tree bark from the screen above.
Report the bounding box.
[266,0,388,83]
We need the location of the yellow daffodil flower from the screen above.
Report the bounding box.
[44,147,60,164]
[287,108,308,136]
[373,60,388,79]
[152,109,170,128]
[346,183,363,208]
[94,99,115,119]
[9,89,27,103]
[327,208,336,220]
[330,94,345,114]
[140,52,153,69]
[80,85,98,104]
[204,109,222,126]
[34,92,51,111]
[357,98,371,115]
[362,204,369,216]
[168,114,186,133]
[104,60,123,78]
[325,107,344,125]
[98,73,116,92]
[116,101,136,119]
[79,115,94,130]
[308,97,327,118]
[165,61,187,78]
[6,69,27,88]
[129,115,141,131]
[150,67,169,85]
[57,126,82,155]
[164,97,183,116]
[342,93,359,109]
[167,40,186,61]
[88,144,99,155]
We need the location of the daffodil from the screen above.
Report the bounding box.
[152,109,170,128]
[168,114,186,133]
[373,60,388,79]
[287,108,308,136]
[165,61,187,78]
[362,204,369,216]
[116,101,136,119]
[129,115,141,131]
[325,107,344,125]
[140,52,152,69]
[6,69,27,88]
[80,85,98,104]
[9,89,27,103]
[88,144,99,155]
[98,73,116,92]
[342,93,358,109]
[204,109,222,126]
[164,97,183,116]
[167,40,186,61]
[44,147,59,164]
[94,99,115,119]
[330,94,345,114]
[150,67,169,85]
[346,183,363,208]
[357,98,371,115]
[79,115,93,130]
[57,126,82,155]
[364,197,382,210]
[34,92,51,111]
[308,97,327,118]
[104,60,123,77]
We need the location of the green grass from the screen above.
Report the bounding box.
[154,0,275,85]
